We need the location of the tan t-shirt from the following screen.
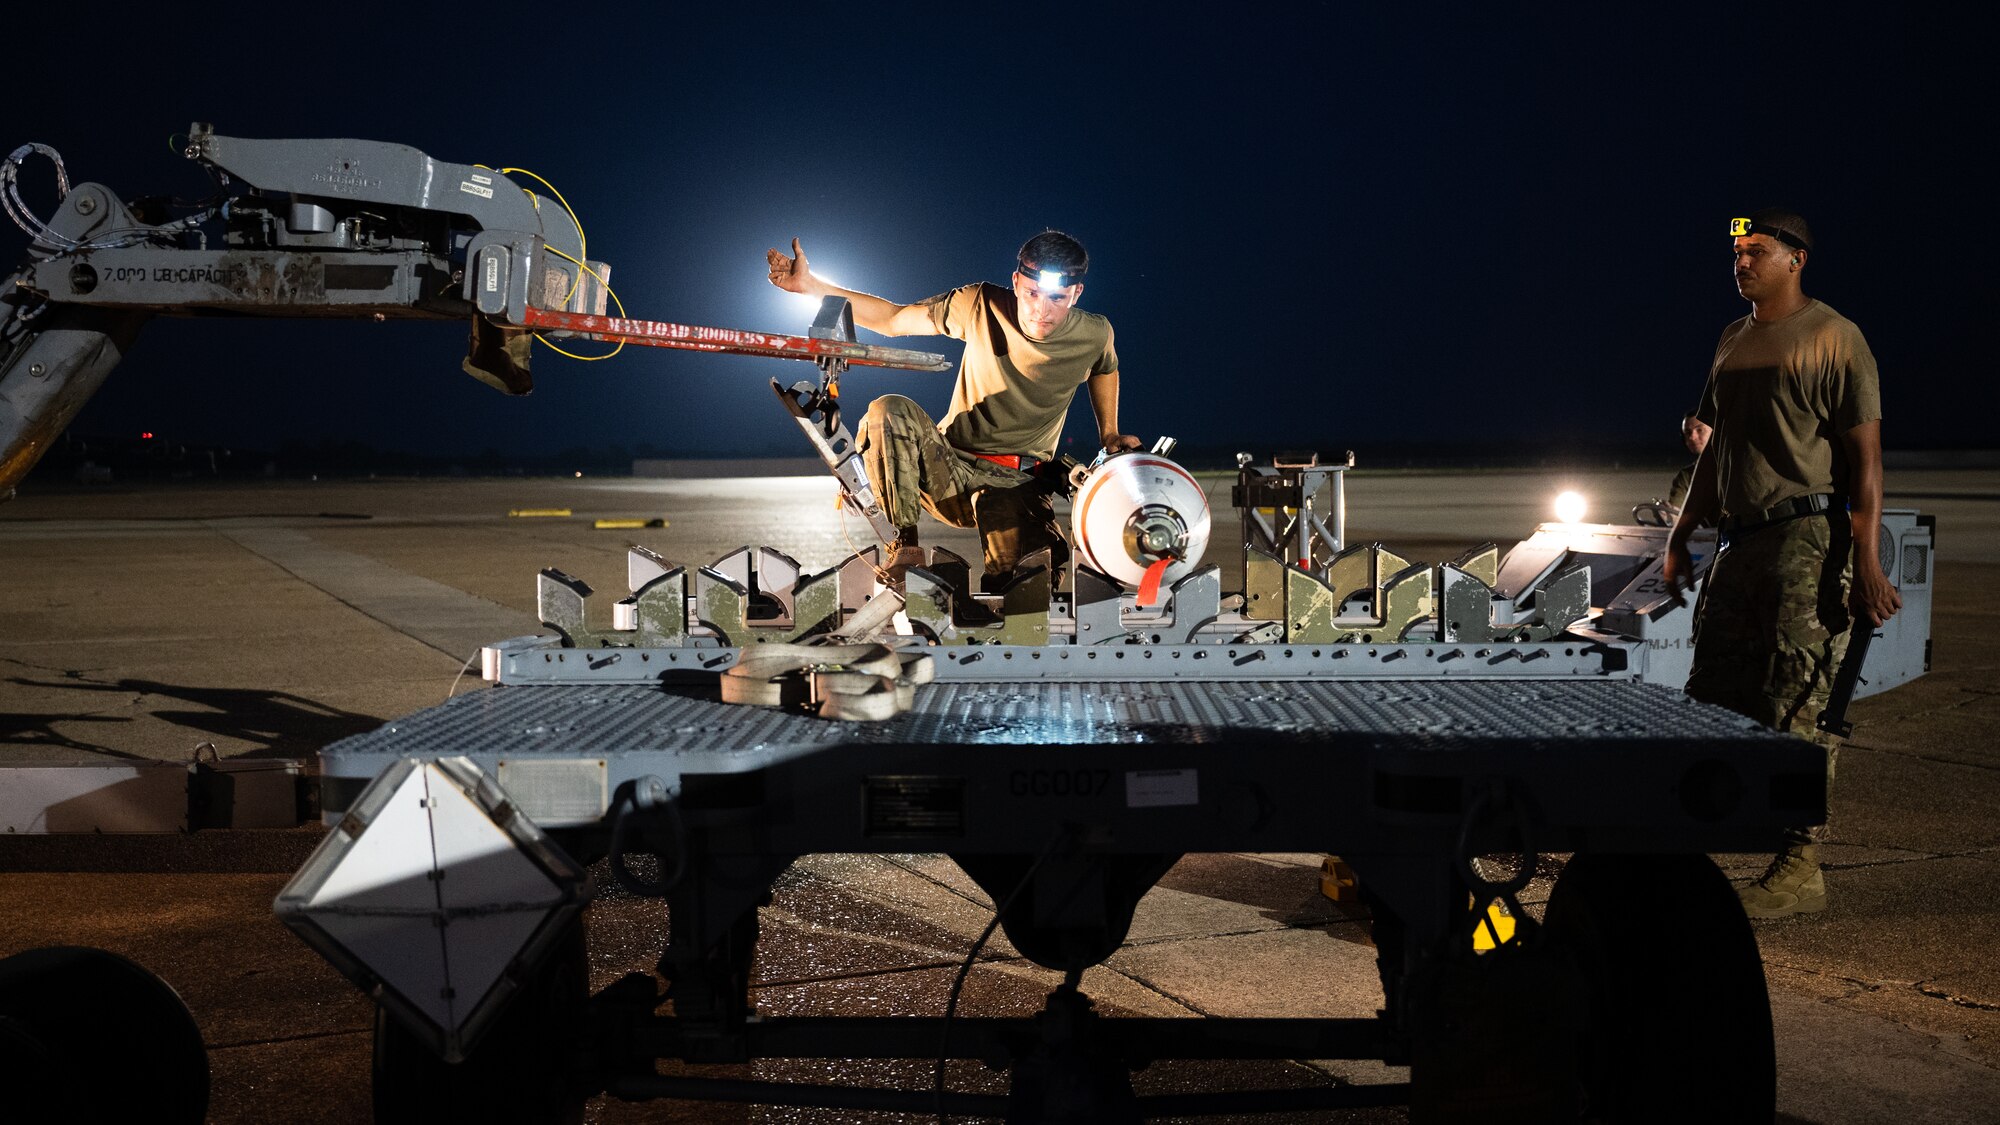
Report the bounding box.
[1694,299,1881,517]
[919,282,1119,461]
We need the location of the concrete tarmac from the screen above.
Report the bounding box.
[2,465,1997,1123]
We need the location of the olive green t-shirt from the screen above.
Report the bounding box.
[1694,299,1881,518]
[919,282,1119,461]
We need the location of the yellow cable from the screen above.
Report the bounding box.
[476,163,576,291]
[496,167,587,283]
[475,164,617,361]
[545,244,611,286]
[533,246,626,361]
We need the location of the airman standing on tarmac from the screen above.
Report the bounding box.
[765,231,1140,592]
[1663,208,1901,918]
[1666,413,1713,515]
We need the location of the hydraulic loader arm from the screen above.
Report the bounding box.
[0,124,948,500]
[0,287,149,493]
[0,124,610,495]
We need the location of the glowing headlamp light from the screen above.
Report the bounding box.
[1020,261,1082,290]
[1728,217,1809,252]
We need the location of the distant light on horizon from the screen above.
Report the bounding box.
[1554,490,1587,524]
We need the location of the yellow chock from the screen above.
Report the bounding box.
[1320,857,1516,951]
[1470,898,1517,953]
[1319,855,1359,903]
[508,508,572,518]
[593,518,667,529]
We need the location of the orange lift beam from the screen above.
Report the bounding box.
[518,307,953,372]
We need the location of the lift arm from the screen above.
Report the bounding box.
[0,125,945,496]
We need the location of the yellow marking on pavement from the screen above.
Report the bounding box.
[507,508,572,518]
[594,518,667,529]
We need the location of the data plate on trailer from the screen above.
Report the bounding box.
[863,775,966,839]
[496,758,608,825]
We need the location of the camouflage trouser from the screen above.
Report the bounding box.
[1687,512,1853,842]
[855,394,1068,584]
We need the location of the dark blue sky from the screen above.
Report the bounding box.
[6,6,1993,461]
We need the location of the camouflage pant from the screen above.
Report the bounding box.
[855,394,1068,583]
[1687,513,1852,840]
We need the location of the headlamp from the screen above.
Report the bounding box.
[1019,260,1082,290]
[1728,217,1809,252]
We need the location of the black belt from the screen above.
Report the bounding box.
[972,452,1041,472]
[1717,493,1842,537]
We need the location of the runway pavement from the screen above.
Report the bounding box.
[2,465,1997,1123]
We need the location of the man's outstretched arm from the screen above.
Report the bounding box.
[765,238,935,337]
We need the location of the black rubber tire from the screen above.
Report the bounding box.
[1544,852,1776,1124]
[0,946,209,1125]
[371,920,589,1125]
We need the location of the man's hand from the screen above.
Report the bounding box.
[1850,565,1902,628]
[766,237,816,296]
[1660,539,1696,606]
[1101,433,1143,454]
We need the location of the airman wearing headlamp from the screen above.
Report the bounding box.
[1662,207,1900,919]
[765,230,1140,592]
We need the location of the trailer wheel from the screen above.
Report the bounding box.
[1544,852,1775,1123]
[371,919,589,1125]
[0,946,209,1125]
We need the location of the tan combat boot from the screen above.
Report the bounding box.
[1739,843,1827,918]
[880,536,926,596]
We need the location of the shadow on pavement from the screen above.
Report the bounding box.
[3,675,384,759]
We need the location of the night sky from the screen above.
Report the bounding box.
[6,6,1994,465]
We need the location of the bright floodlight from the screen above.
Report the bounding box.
[780,273,839,313]
[1555,490,1587,524]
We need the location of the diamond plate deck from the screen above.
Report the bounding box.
[320,679,1819,856]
